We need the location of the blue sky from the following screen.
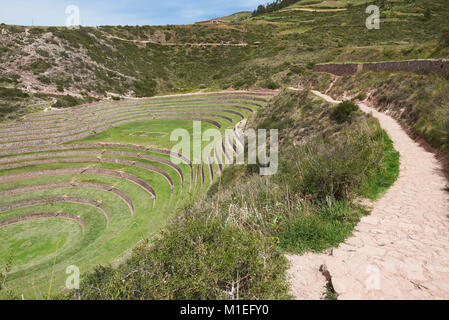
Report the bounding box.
[0,0,265,26]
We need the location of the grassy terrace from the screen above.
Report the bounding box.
[0,91,272,298]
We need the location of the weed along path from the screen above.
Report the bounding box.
[287,89,449,300]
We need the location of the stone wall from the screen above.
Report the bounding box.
[313,59,449,78]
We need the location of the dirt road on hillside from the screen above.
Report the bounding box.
[103,34,249,47]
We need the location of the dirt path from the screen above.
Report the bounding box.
[103,34,249,47]
[287,89,449,300]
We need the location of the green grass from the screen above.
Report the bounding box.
[0,93,265,298]
[0,173,158,298]
[361,133,400,200]
[81,119,230,149]
[330,100,359,124]
[0,219,82,267]
[280,200,367,253]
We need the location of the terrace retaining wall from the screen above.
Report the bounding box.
[313,59,449,78]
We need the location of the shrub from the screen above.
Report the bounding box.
[53,95,81,108]
[37,76,51,85]
[36,49,50,58]
[0,103,15,118]
[0,87,29,99]
[280,199,363,253]
[330,100,359,124]
[306,62,315,70]
[0,75,19,85]
[442,118,449,153]
[355,92,367,101]
[29,60,51,74]
[281,124,385,200]
[0,47,10,56]
[29,28,45,35]
[439,31,449,48]
[290,65,305,75]
[262,79,280,90]
[133,78,157,97]
[74,214,288,300]
[423,8,432,21]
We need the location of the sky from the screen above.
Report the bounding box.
[0,0,266,27]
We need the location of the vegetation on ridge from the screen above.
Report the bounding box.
[1,0,448,121]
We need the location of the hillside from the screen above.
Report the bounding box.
[1,0,448,121]
[0,0,449,300]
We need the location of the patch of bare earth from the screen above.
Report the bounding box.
[287,90,449,300]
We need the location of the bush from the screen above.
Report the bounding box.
[290,65,305,75]
[0,77,17,84]
[330,100,359,124]
[306,62,315,70]
[281,123,385,200]
[439,31,449,48]
[133,78,157,97]
[0,103,15,117]
[37,76,51,85]
[442,118,449,153]
[74,214,288,300]
[281,199,363,253]
[53,95,81,108]
[262,79,280,90]
[423,8,432,21]
[0,87,29,99]
[355,92,367,101]
[29,60,51,74]
[36,49,50,58]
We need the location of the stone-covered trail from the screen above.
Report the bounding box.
[287,90,449,300]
